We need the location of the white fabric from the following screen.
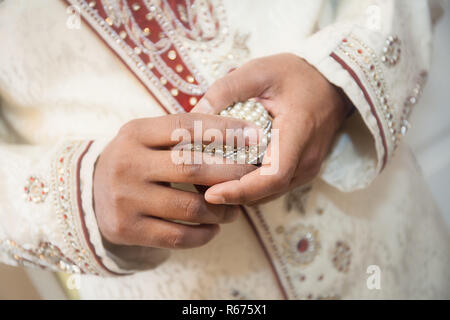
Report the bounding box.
[0,0,448,299]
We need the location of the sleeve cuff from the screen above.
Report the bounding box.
[78,139,169,275]
[296,27,390,191]
[50,140,130,276]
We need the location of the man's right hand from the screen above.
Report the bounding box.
[93,113,257,249]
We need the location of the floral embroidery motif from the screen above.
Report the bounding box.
[381,35,401,67]
[210,31,250,77]
[0,239,81,273]
[285,184,312,214]
[24,176,49,203]
[331,241,352,273]
[283,224,320,266]
[70,0,236,113]
[399,71,427,136]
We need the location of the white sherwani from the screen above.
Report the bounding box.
[0,0,448,299]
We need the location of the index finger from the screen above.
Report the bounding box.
[124,113,259,148]
[190,59,271,115]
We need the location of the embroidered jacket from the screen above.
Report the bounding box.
[0,0,448,299]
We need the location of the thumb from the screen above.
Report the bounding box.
[191,62,269,115]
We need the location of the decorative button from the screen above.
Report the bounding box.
[24,176,49,203]
[283,224,320,266]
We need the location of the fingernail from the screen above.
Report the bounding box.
[191,98,214,114]
[205,193,225,204]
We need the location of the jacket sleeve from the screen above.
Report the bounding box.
[297,0,444,191]
[0,129,168,276]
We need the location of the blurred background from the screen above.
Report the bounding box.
[406,9,450,227]
[1,4,449,300]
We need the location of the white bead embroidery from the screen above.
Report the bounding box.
[283,224,320,266]
[24,176,49,203]
[0,239,81,273]
[381,35,401,67]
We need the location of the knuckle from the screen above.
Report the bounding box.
[111,156,132,178]
[232,186,249,205]
[169,227,189,249]
[210,77,234,101]
[183,197,204,221]
[109,187,128,210]
[102,211,128,243]
[119,119,139,139]
[172,114,194,133]
[246,57,265,70]
[176,161,201,178]
[273,170,291,189]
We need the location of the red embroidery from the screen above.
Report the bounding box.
[66,0,226,113]
[330,52,388,170]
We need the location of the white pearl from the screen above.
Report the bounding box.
[237,152,247,163]
[245,100,255,108]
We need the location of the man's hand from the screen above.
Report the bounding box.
[191,53,352,205]
[93,114,257,249]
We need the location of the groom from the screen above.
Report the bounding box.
[93,53,350,250]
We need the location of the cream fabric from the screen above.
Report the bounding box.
[0,0,448,299]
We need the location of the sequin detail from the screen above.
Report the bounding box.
[283,224,320,266]
[331,241,352,273]
[24,176,49,203]
[67,0,242,114]
[337,35,398,148]
[0,239,81,273]
[50,141,101,275]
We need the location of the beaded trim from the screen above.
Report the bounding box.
[66,0,228,113]
[0,239,81,273]
[399,71,427,136]
[332,33,425,161]
[23,176,49,203]
[244,206,298,300]
[381,35,401,67]
[335,34,397,147]
[50,141,108,275]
